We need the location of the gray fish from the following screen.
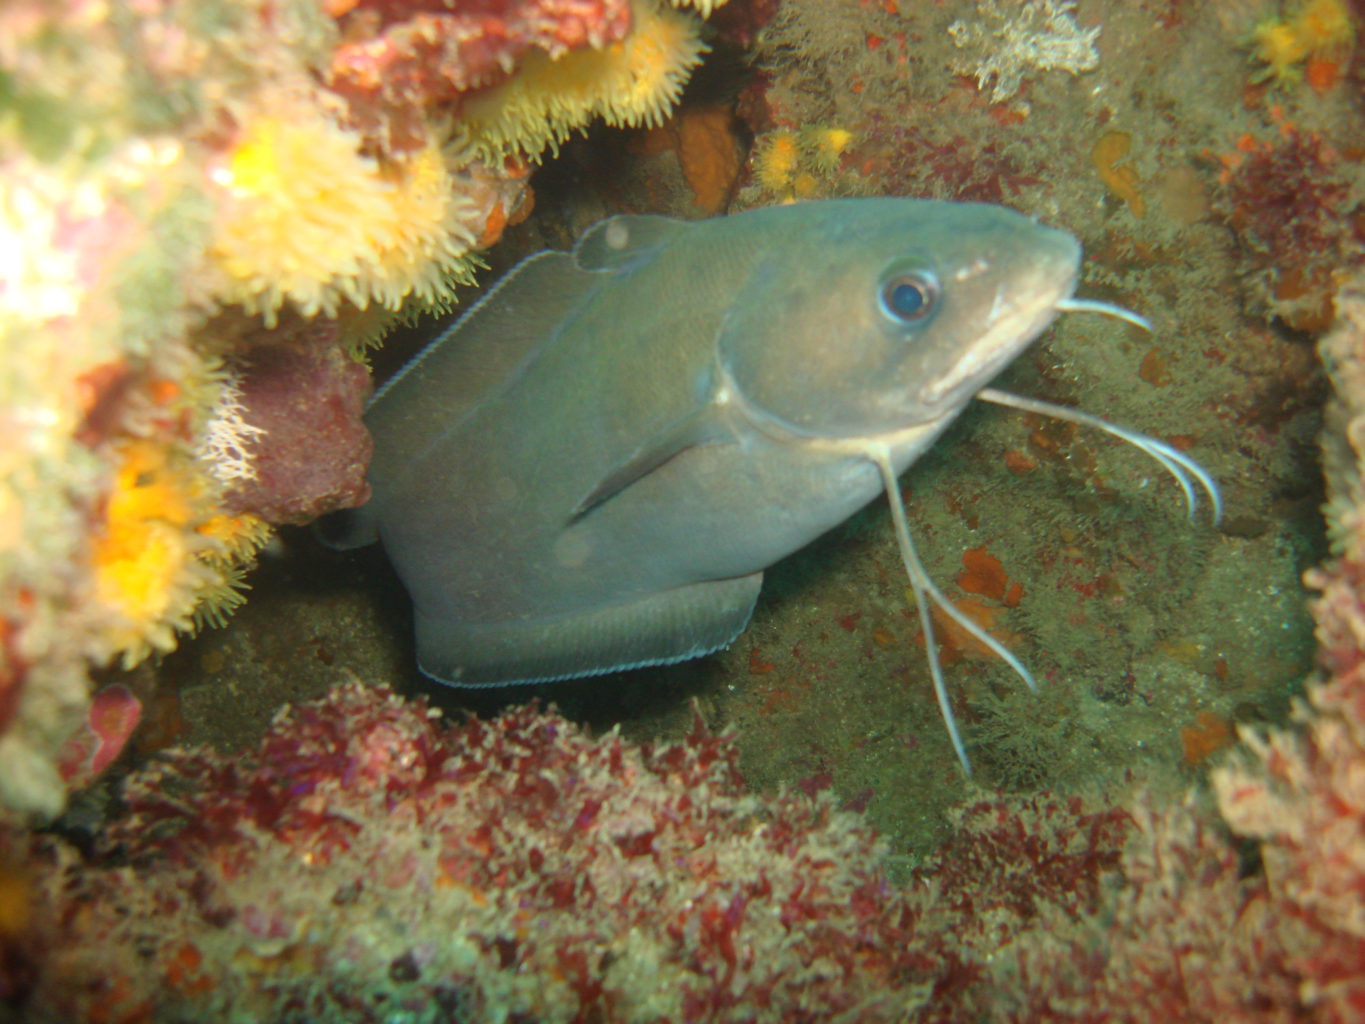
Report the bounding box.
[326,198,1218,772]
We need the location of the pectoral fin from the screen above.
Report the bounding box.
[570,404,738,521]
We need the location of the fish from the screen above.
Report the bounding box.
[324,198,1219,772]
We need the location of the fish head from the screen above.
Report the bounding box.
[717,199,1081,440]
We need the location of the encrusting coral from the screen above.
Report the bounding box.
[5,614,1365,1022]
[5,684,941,1022]
[0,0,728,819]
[1209,277,1365,1019]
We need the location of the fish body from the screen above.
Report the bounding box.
[327,199,1081,687]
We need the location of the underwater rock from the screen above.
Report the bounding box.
[3,671,1361,1021]
[224,327,373,526]
[0,0,726,818]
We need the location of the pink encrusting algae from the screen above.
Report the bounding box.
[4,653,1364,1022]
[5,683,952,1022]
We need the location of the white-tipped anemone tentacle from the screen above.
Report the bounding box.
[866,443,1037,777]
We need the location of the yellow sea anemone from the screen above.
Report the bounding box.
[806,127,854,174]
[1248,0,1354,86]
[754,131,800,194]
[1296,0,1354,51]
[462,0,707,160]
[89,440,214,664]
[1250,18,1312,83]
[198,512,272,565]
[597,1,708,129]
[365,138,482,310]
[209,92,479,325]
[88,442,272,665]
[192,511,273,630]
[671,0,728,13]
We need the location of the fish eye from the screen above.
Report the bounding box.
[878,271,938,325]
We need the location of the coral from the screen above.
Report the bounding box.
[80,430,269,665]
[5,653,1365,1020]
[807,127,853,174]
[1210,278,1365,1020]
[207,91,482,327]
[87,439,223,666]
[324,0,637,153]
[0,0,721,818]
[1213,121,1364,333]
[916,794,1131,933]
[1247,0,1354,88]
[190,512,274,631]
[11,683,941,1023]
[990,793,1301,1023]
[947,0,1100,104]
[753,129,801,193]
[460,0,711,160]
[749,125,857,201]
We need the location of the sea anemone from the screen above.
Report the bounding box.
[599,0,708,128]
[362,134,482,310]
[87,439,270,665]
[191,510,272,630]
[808,126,854,174]
[1295,0,1354,50]
[671,0,729,14]
[88,439,216,665]
[197,511,272,565]
[461,0,708,159]
[754,130,800,194]
[208,89,480,326]
[1248,0,1354,86]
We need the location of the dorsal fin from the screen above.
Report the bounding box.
[574,214,688,272]
[364,249,605,501]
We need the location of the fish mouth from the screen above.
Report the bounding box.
[921,266,1079,408]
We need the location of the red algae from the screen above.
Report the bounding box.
[4,668,1365,1021]
[326,0,635,152]
[6,683,938,1022]
[1215,122,1362,332]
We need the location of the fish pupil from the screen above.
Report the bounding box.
[879,272,937,323]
